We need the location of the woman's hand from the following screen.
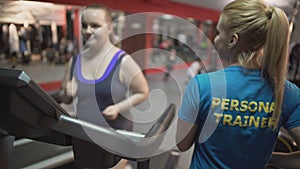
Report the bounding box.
[102,105,119,120]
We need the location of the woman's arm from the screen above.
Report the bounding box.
[176,118,198,151]
[119,54,149,111]
[102,54,149,120]
[58,57,76,104]
[176,77,200,151]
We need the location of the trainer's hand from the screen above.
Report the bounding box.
[66,78,78,97]
[102,105,119,121]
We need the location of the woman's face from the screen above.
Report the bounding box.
[81,8,112,51]
[214,15,232,60]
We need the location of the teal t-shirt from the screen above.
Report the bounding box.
[178,66,300,169]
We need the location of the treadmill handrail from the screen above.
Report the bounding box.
[145,103,175,137]
[40,103,176,160]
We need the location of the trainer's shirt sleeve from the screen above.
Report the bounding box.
[285,105,300,130]
[178,77,200,124]
[284,82,300,130]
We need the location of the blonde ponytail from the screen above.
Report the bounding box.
[261,7,290,129]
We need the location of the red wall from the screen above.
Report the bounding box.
[37,0,220,22]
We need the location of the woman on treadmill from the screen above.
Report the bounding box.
[59,4,149,169]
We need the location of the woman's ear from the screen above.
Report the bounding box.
[228,33,239,49]
[107,23,113,34]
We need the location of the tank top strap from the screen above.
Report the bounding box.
[116,50,127,63]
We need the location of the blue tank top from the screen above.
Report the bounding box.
[74,50,132,130]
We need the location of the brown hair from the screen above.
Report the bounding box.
[82,4,112,22]
[222,0,290,129]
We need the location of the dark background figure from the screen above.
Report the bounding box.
[19,26,31,65]
[0,24,9,59]
[289,43,300,80]
[164,47,176,81]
